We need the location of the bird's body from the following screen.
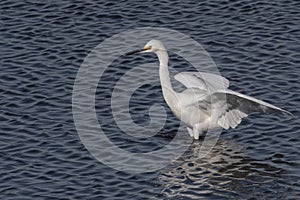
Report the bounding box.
[127,39,292,139]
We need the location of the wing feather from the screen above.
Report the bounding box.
[214,90,293,116]
[208,90,292,130]
[175,72,292,130]
[174,72,230,91]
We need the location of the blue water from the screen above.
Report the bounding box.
[1,0,300,199]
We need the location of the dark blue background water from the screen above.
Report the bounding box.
[1,0,300,199]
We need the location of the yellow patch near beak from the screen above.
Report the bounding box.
[144,46,152,51]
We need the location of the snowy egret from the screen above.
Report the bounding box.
[126,40,293,139]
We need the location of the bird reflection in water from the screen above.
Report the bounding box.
[156,137,283,199]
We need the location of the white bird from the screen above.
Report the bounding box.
[126,40,293,139]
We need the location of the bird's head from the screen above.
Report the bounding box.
[126,39,166,55]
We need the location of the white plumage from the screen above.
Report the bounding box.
[127,39,293,139]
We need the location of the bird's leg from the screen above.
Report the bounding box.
[187,127,194,137]
[193,123,204,140]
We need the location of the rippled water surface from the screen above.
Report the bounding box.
[1,0,300,199]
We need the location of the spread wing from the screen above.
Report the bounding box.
[175,71,292,130]
[211,90,293,129]
[174,71,230,91]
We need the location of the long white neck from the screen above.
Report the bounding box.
[156,50,172,90]
[155,50,177,108]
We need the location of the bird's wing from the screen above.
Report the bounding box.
[187,89,293,129]
[179,88,210,110]
[210,90,293,129]
[174,72,230,91]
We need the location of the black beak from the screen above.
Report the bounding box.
[125,49,144,56]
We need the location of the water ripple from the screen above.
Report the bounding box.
[1,0,299,199]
